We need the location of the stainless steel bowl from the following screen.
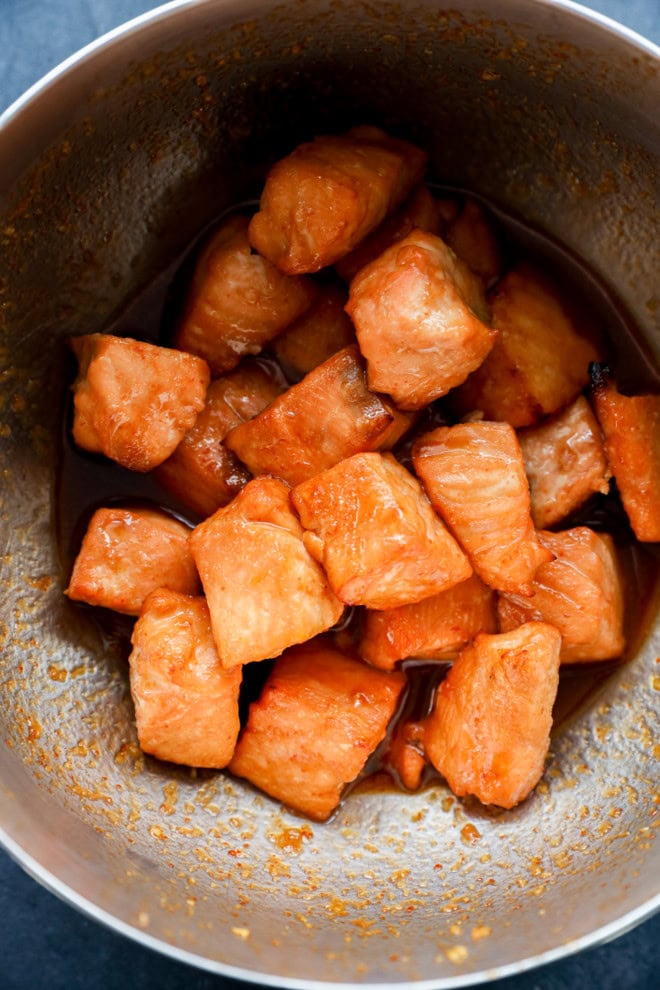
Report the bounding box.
[0,1,658,985]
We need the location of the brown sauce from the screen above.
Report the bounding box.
[55,190,660,803]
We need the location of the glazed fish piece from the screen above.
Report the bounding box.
[292,451,472,610]
[424,622,561,809]
[174,214,317,374]
[412,421,552,594]
[129,590,241,768]
[248,126,427,274]
[70,333,210,472]
[229,639,405,821]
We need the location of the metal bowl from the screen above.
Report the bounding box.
[0,0,658,985]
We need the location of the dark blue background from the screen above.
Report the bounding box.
[1,2,658,987]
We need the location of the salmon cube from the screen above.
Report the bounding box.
[153,358,286,518]
[445,198,502,286]
[292,452,472,610]
[70,334,210,472]
[174,215,317,374]
[346,229,496,410]
[591,367,660,542]
[65,506,200,615]
[229,640,406,820]
[335,184,445,282]
[129,590,241,767]
[272,283,356,379]
[452,263,602,427]
[224,345,412,486]
[360,574,497,669]
[497,527,626,663]
[189,478,343,668]
[425,622,561,808]
[383,718,427,791]
[518,395,611,528]
[412,422,553,594]
[248,126,428,274]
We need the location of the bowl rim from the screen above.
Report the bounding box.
[0,0,658,986]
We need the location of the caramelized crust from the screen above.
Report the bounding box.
[413,421,553,594]
[65,506,200,615]
[498,527,625,662]
[360,574,497,669]
[189,478,343,668]
[591,371,660,542]
[425,623,561,808]
[70,333,209,472]
[154,358,285,518]
[346,229,496,409]
[518,395,611,528]
[453,263,601,427]
[229,640,405,820]
[292,451,472,610]
[174,215,317,374]
[129,591,241,767]
[224,345,411,486]
[248,127,427,274]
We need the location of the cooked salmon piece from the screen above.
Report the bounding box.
[224,345,413,486]
[360,574,497,669]
[129,590,241,767]
[292,452,472,610]
[498,527,625,663]
[70,333,210,472]
[445,198,502,286]
[518,395,611,528]
[346,229,496,410]
[591,367,660,542]
[272,283,356,379]
[335,184,445,282]
[412,422,553,594]
[425,622,561,808]
[248,126,427,274]
[174,215,317,374]
[229,639,406,820]
[189,477,343,668]
[153,358,286,518]
[66,506,200,615]
[383,718,427,791]
[452,263,601,427]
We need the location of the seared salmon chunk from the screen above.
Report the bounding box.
[129,590,241,767]
[248,126,427,274]
[498,527,625,663]
[174,215,317,375]
[190,478,343,668]
[413,421,553,594]
[591,368,660,542]
[425,623,561,808]
[225,345,412,486]
[360,574,497,669]
[66,506,200,615]
[70,333,209,472]
[292,451,472,610]
[346,229,496,409]
[453,263,601,426]
[229,640,405,820]
[154,358,285,518]
[518,395,611,529]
